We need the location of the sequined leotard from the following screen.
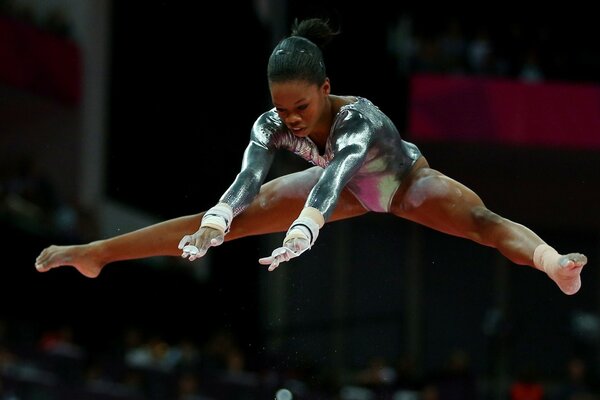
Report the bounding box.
[220,96,422,220]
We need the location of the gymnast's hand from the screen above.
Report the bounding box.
[259,208,324,271]
[179,202,233,261]
[259,235,311,271]
[178,226,224,261]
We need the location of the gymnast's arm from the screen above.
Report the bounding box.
[178,139,276,260]
[219,141,276,217]
[305,142,368,220]
[259,131,369,270]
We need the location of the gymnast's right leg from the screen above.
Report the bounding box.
[35,167,367,277]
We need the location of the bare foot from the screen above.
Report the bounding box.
[35,244,103,278]
[546,253,587,295]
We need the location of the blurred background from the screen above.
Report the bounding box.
[1,1,600,399]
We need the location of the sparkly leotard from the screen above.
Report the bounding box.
[220,96,421,220]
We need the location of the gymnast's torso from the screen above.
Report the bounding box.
[221,96,422,219]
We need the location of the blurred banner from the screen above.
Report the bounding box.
[0,16,81,105]
[408,73,600,150]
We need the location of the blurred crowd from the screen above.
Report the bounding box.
[387,13,597,84]
[1,319,599,399]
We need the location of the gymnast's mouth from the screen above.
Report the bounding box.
[290,126,307,135]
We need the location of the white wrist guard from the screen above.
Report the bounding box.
[283,207,324,247]
[200,202,233,234]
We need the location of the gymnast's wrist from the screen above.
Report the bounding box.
[200,202,233,234]
[284,207,324,246]
[299,206,325,228]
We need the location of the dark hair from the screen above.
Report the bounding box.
[267,18,339,85]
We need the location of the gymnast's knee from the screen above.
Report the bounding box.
[256,182,280,209]
[257,168,321,208]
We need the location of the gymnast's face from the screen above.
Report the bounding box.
[270,79,330,138]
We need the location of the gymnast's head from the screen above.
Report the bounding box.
[267,18,339,132]
[268,18,338,86]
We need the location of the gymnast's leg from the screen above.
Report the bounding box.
[391,157,587,295]
[226,166,368,240]
[35,167,367,277]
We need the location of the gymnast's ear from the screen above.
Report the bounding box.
[321,78,331,95]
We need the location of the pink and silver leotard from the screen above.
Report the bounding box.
[220,96,421,220]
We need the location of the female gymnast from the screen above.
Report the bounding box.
[35,18,587,295]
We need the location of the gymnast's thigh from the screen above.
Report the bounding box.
[392,166,488,238]
[228,167,367,239]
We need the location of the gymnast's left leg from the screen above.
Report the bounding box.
[35,167,367,277]
[391,157,587,295]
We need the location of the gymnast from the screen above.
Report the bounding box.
[35,18,587,295]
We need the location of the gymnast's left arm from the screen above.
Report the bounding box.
[259,142,368,270]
